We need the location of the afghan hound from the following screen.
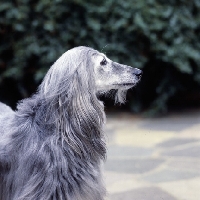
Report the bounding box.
[0,46,142,200]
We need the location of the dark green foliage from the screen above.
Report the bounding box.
[0,0,200,113]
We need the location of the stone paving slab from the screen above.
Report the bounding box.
[161,145,200,158]
[110,187,177,200]
[106,158,164,174]
[157,138,199,148]
[104,172,145,194]
[159,178,200,200]
[107,145,154,158]
[143,168,200,183]
[114,128,175,148]
[166,159,200,172]
[105,111,200,200]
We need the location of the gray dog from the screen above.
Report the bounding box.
[0,46,142,200]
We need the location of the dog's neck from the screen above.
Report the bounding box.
[15,93,107,161]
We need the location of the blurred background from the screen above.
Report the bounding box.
[1,1,200,199]
[1,0,200,115]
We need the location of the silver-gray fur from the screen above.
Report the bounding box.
[0,46,142,200]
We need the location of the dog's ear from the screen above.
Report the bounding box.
[56,61,106,159]
[39,47,97,99]
[39,54,75,99]
[37,48,106,159]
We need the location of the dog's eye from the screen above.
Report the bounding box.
[100,58,107,66]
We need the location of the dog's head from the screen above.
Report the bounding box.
[92,51,142,92]
[41,46,142,103]
[87,48,142,103]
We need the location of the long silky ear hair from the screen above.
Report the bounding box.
[38,47,106,160]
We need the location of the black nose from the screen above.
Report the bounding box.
[133,68,143,77]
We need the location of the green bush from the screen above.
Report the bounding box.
[0,0,200,113]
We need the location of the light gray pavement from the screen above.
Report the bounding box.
[104,110,200,200]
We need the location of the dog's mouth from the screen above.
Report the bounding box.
[117,83,135,86]
[117,75,142,87]
[113,81,140,87]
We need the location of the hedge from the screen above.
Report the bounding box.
[0,0,200,114]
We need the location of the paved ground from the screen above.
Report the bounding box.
[104,110,200,200]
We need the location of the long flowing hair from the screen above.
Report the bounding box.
[2,47,107,200]
[36,47,106,159]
